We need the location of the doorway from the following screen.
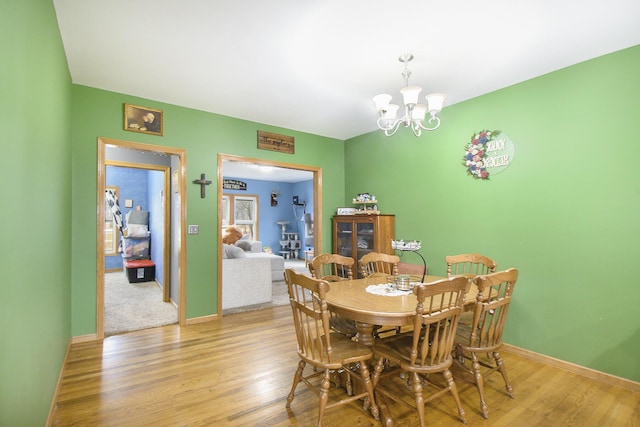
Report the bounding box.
[217,153,322,315]
[97,137,187,339]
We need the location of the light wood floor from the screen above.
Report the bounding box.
[50,305,639,426]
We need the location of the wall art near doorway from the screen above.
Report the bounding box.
[124,103,164,136]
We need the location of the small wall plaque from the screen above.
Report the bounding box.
[337,208,356,215]
[223,179,247,191]
[257,130,294,154]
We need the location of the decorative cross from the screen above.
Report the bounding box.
[193,173,212,198]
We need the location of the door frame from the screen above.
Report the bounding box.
[105,160,171,300]
[97,137,187,339]
[217,153,322,315]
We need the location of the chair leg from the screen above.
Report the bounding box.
[286,360,305,408]
[471,353,489,419]
[372,358,394,426]
[493,351,514,398]
[411,372,426,427]
[317,370,332,427]
[372,357,385,387]
[357,362,380,421]
[345,367,353,396]
[443,368,467,424]
[376,392,394,427]
[454,343,465,364]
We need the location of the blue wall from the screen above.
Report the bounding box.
[223,176,313,257]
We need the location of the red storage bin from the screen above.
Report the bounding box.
[124,259,155,283]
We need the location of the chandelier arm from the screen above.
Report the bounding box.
[414,116,441,131]
[384,119,403,136]
[411,121,422,137]
[377,117,397,131]
[377,117,405,133]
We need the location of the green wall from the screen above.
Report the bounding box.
[2,2,636,423]
[0,0,72,425]
[70,85,345,334]
[345,45,640,382]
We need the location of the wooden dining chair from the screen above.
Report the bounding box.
[445,253,497,278]
[453,268,519,419]
[446,253,497,327]
[307,253,359,341]
[359,252,400,278]
[359,252,402,338]
[308,253,355,282]
[283,269,380,426]
[371,275,471,427]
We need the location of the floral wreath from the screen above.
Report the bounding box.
[463,129,501,180]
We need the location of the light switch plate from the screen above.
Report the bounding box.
[188,225,199,234]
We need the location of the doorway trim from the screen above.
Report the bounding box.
[97,137,187,339]
[217,153,322,315]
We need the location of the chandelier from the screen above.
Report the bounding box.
[373,53,447,137]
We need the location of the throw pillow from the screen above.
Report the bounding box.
[235,240,253,252]
[222,243,246,259]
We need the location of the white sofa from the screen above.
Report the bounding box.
[222,257,272,309]
[232,239,285,281]
[220,240,286,310]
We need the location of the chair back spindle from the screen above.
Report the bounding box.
[411,277,470,368]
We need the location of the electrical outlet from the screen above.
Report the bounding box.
[188,225,199,235]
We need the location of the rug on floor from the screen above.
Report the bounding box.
[104,271,178,336]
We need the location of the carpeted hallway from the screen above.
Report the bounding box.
[104,272,178,336]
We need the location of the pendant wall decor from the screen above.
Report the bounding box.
[463,130,515,180]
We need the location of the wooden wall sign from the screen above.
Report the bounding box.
[257,130,294,154]
[223,179,247,190]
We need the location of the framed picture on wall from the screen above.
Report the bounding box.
[124,104,164,136]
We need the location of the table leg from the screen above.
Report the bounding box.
[354,321,375,347]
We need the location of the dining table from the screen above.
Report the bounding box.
[323,273,478,347]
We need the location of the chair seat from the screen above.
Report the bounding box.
[374,333,453,373]
[326,333,373,364]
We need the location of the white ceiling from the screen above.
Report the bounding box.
[223,160,312,183]
[53,0,640,141]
